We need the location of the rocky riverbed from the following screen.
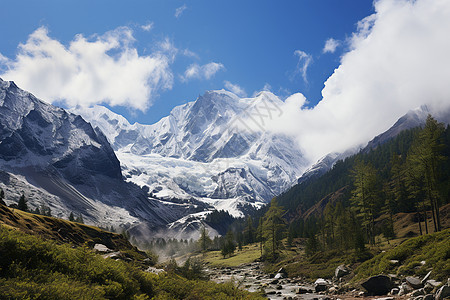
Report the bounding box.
[205,262,450,300]
[206,262,324,300]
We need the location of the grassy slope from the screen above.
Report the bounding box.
[201,244,262,267]
[354,228,450,281]
[0,204,134,252]
[0,205,264,299]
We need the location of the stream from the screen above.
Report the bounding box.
[206,262,326,300]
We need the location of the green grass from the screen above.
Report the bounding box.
[353,228,450,281]
[201,244,262,267]
[0,225,264,299]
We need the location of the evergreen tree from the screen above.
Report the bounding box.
[198,226,212,252]
[0,188,5,206]
[243,216,255,245]
[262,198,285,261]
[408,115,445,232]
[350,160,378,245]
[221,230,236,258]
[69,212,75,222]
[17,194,28,212]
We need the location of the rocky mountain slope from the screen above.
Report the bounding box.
[0,78,185,233]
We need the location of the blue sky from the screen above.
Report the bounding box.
[0,0,374,124]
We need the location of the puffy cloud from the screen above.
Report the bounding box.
[182,62,224,81]
[293,50,312,84]
[224,81,247,97]
[141,22,154,32]
[323,38,340,53]
[175,4,187,18]
[268,0,450,164]
[0,26,173,111]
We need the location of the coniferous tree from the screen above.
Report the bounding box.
[408,115,445,232]
[350,160,378,245]
[17,194,28,212]
[0,188,5,206]
[262,198,285,261]
[69,212,75,222]
[198,226,212,252]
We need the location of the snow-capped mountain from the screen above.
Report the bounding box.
[72,90,309,218]
[0,78,186,231]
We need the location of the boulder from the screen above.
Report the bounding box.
[411,288,425,297]
[436,284,450,300]
[314,278,329,292]
[296,287,312,294]
[335,264,349,278]
[361,275,393,296]
[407,276,424,289]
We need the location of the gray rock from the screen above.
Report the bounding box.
[296,287,313,294]
[275,272,286,279]
[389,260,399,265]
[399,282,414,295]
[361,274,393,295]
[314,278,329,292]
[436,285,450,300]
[407,276,424,289]
[335,264,349,278]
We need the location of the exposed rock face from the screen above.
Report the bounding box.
[361,275,392,296]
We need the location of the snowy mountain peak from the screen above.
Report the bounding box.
[73,90,309,218]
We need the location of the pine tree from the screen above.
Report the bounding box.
[198,226,212,252]
[262,198,285,261]
[350,160,378,245]
[17,194,28,212]
[243,216,255,245]
[69,212,75,222]
[0,188,5,206]
[221,230,236,258]
[408,115,445,232]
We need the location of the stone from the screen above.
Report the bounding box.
[407,276,424,289]
[361,274,393,296]
[399,282,414,295]
[275,272,286,279]
[436,285,450,300]
[389,260,399,265]
[271,279,279,285]
[276,285,283,290]
[296,287,312,294]
[421,271,432,285]
[315,278,329,293]
[376,297,394,300]
[93,243,110,252]
[335,264,349,278]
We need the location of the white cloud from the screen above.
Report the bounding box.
[182,62,224,81]
[224,81,247,97]
[293,50,312,84]
[0,26,174,111]
[141,22,154,32]
[175,4,187,18]
[266,0,450,165]
[323,38,340,53]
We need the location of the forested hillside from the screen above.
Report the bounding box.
[278,115,450,248]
